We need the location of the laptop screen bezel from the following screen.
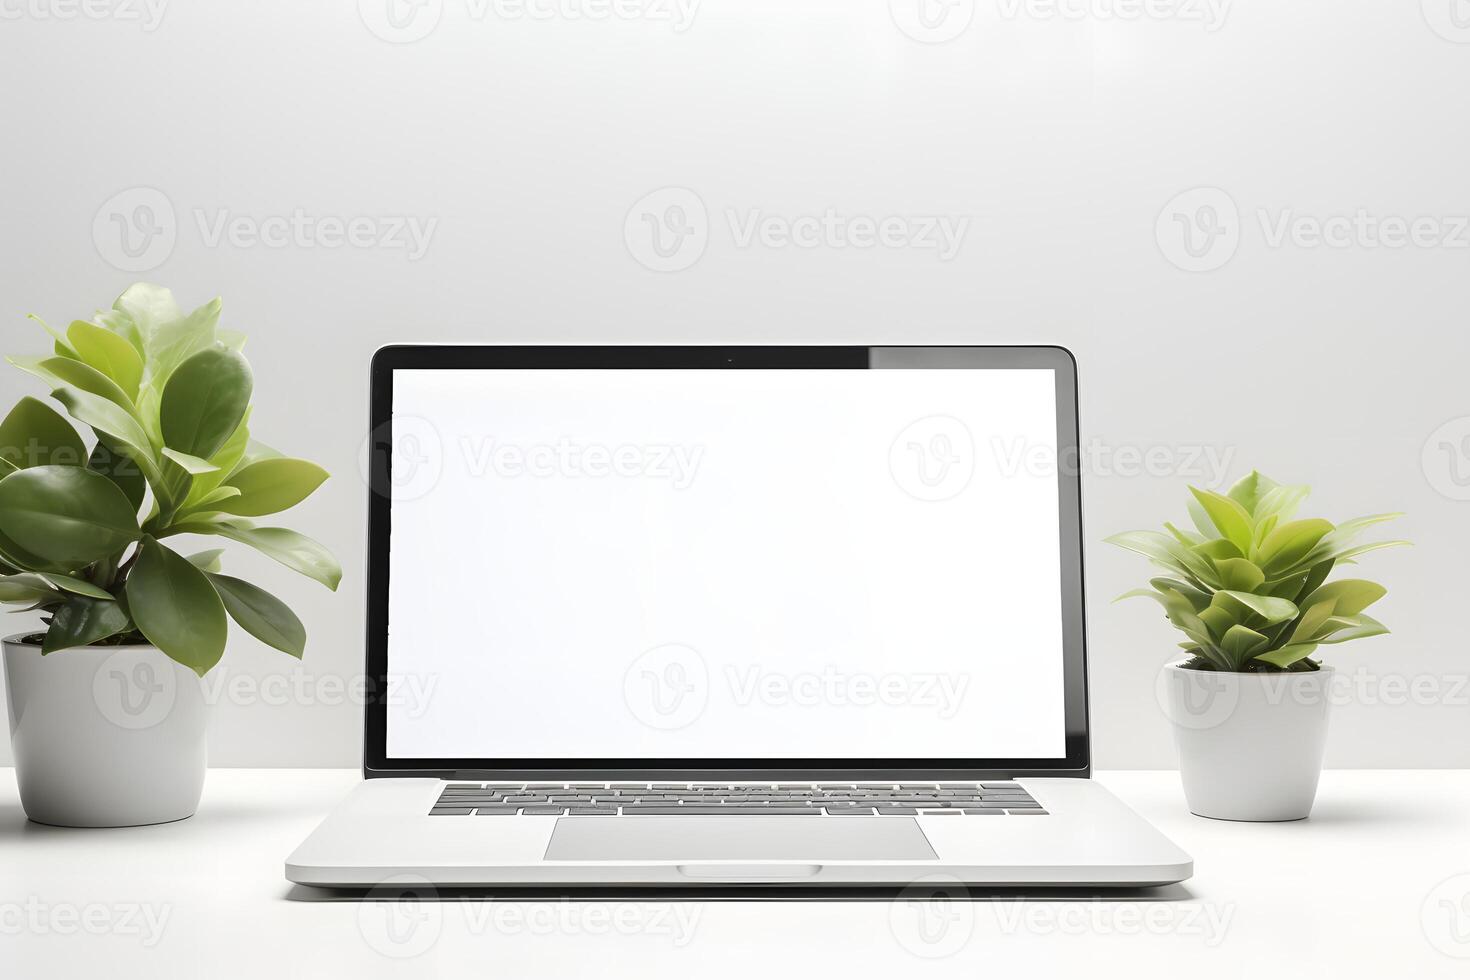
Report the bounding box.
[363,345,1090,779]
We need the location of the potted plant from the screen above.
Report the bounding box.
[1107,472,1404,822]
[0,283,340,827]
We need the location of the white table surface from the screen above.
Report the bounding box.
[2,769,1468,977]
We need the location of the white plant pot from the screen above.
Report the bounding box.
[3,634,208,827]
[1160,662,1334,822]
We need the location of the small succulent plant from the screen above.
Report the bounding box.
[1107,472,1405,672]
[0,284,340,675]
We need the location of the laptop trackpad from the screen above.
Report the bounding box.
[545,816,937,862]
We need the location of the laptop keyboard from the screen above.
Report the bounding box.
[428,782,1046,816]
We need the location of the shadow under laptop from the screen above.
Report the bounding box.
[285,883,1197,903]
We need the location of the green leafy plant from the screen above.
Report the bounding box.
[0,284,340,675]
[1107,471,1405,673]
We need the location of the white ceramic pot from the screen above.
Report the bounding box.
[3,634,208,827]
[1160,662,1334,822]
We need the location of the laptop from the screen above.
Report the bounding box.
[286,345,1191,889]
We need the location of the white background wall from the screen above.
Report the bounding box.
[1,0,1466,769]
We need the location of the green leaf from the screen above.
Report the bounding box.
[125,537,228,676]
[0,395,87,468]
[0,572,65,604]
[1253,484,1310,524]
[0,465,141,566]
[1148,576,1211,612]
[186,548,225,573]
[50,387,165,490]
[1298,579,1387,617]
[42,596,131,654]
[1221,624,1270,663]
[1212,590,1299,627]
[1106,530,1218,588]
[1213,557,1265,592]
[1313,613,1389,644]
[1189,487,1254,554]
[208,573,306,658]
[88,439,147,513]
[66,320,143,399]
[161,447,220,475]
[1226,471,1278,516]
[182,412,250,506]
[219,458,328,517]
[160,346,253,460]
[172,521,341,590]
[1289,599,1337,644]
[9,354,137,415]
[1163,522,1204,547]
[1255,518,1334,573]
[182,487,241,516]
[1254,643,1318,669]
[1193,538,1244,561]
[38,573,114,600]
[28,312,79,357]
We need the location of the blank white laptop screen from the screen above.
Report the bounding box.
[385,368,1066,760]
